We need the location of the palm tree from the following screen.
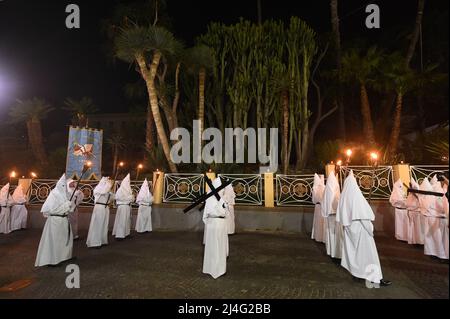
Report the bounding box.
[330,0,346,139]
[185,45,214,148]
[114,25,181,173]
[271,69,292,175]
[382,54,415,161]
[341,47,383,147]
[9,98,54,166]
[405,0,426,67]
[63,97,98,127]
[106,133,126,176]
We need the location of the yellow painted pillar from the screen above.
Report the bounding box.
[205,171,216,192]
[18,178,32,202]
[264,172,275,208]
[393,164,411,195]
[152,171,165,204]
[325,163,336,177]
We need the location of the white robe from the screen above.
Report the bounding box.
[86,193,112,247]
[0,183,12,234]
[135,179,154,233]
[35,175,73,267]
[10,185,28,231]
[321,172,342,258]
[223,184,236,235]
[202,177,229,279]
[337,171,383,284]
[112,174,134,239]
[422,178,448,259]
[406,179,425,245]
[68,190,84,239]
[311,174,326,243]
[389,179,408,241]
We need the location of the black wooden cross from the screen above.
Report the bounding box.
[403,183,445,197]
[183,175,233,213]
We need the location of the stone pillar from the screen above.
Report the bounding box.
[325,163,336,177]
[393,164,411,195]
[264,172,275,208]
[152,171,165,204]
[205,171,216,192]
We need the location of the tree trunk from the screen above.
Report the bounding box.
[282,90,289,174]
[198,68,206,147]
[360,84,376,146]
[405,0,426,67]
[388,93,403,160]
[145,102,155,154]
[112,145,118,176]
[136,52,178,173]
[26,118,48,166]
[330,0,346,140]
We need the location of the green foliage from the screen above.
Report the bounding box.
[313,139,341,169]
[114,25,180,63]
[341,46,383,85]
[9,98,54,123]
[63,97,98,118]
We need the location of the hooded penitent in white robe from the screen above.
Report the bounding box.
[321,172,343,259]
[10,185,28,231]
[223,183,236,235]
[337,171,383,284]
[86,177,113,248]
[421,177,448,259]
[113,174,134,239]
[0,183,12,234]
[389,179,408,241]
[405,178,425,245]
[67,179,84,239]
[311,174,326,243]
[135,179,153,233]
[35,174,73,267]
[203,177,229,279]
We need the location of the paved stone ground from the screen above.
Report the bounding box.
[0,229,448,299]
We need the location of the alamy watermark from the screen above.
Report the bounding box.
[65,264,80,289]
[170,120,278,173]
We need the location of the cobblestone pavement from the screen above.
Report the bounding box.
[0,229,448,299]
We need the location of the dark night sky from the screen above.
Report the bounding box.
[0,0,448,131]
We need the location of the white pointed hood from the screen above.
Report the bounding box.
[337,170,375,226]
[418,178,434,213]
[312,173,325,204]
[12,184,27,204]
[223,181,236,205]
[405,178,420,210]
[94,177,111,202]
[430,175,438,186]
[202,177,225,222]
[389,179,407,208]
[0,183,10,206]
[41,174,69,215]
[136,178,153,204]
[321,171,340,217]
[115,173,134,202]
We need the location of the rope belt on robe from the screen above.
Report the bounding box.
[49,214,71,246]
[207,215,225,219]
[139,203,151,207]
[95,202,109,207]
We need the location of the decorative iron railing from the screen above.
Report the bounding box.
[218,174,263,205]
[27,179,152,207]
[275,175,315,207]
[163,173,204,203]
[409,165,449,184]
[339,166,394,200]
